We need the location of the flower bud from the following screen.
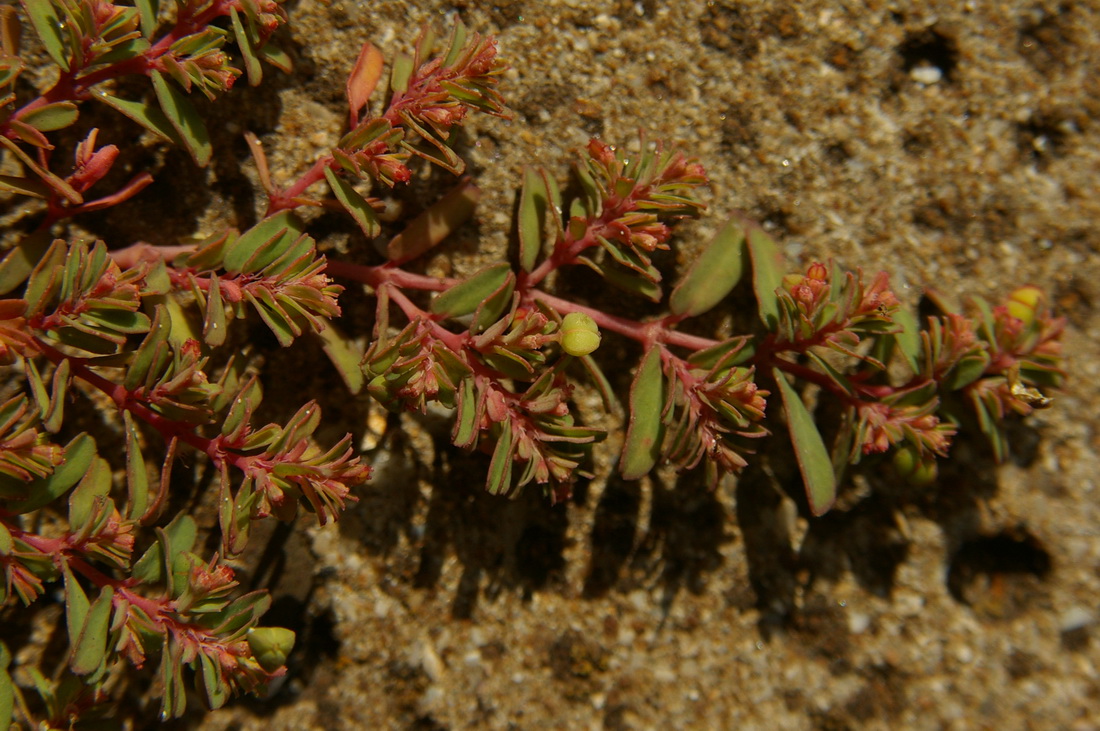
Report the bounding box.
[560,312,601,357]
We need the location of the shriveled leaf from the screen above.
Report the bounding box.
[773,368,836,516]
[387,180,480,263]
[323,166,380,238]
[747,226,784,329]
[151,70,212,166]
[431,262,512,319]
[670,217,746,317]
[621,346,665,480]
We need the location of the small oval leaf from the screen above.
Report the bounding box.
[431,262,512,320]
[747,225,785,329]
[323,166,380,238]
[150,70,212,166]
[19,101,78,132]
[670,217,746,317]
[620,347,665,480]
[773,367,836,516]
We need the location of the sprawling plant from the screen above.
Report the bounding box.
[0,0,1064,725]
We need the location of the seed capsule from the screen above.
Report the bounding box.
[247,627,296,672]
[560,312,601,357]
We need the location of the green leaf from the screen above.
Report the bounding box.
[229,7,260,86]
[71,586,113,675]
[669,218,746,317]
[19,101,78,132]
[124,411,149,521]
[135,0,159,37]
[431,262,512,320]
[160,637,187,719]
[132,514,195,584]
[891,306,922,374]
[747,226,784,329]
[202,274,227,346]
[199,652,229,709]
[0,642,13,731]
[772,367,836,516]
[389,52,414,93]
[941,350,991,390]
[62,563,90,655]
[23,0,69,69]
[518,167,549,272]
[620,347,665,480]
[472,272,516,333]
[688,336,754,369]
[222,211,305,274]
[578,256,663,303]
[323,166,380,238]
[313,323,365,394]
[150,70,212,166]
[7,433,95,514]
[258,43,292,73]
[91,89,184,146]
[67,456,110,529]
[387,181,480,263]
[486,424,514,495]
[452,377,479,448]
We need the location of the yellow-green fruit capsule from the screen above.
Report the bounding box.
[247,627,296,672]
[1006,285,1043,326]
[893,445,937,486]
[560,312,601,356]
